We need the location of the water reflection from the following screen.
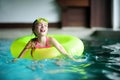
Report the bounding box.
[84,39,120,80]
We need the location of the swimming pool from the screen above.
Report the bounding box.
[0,35,120,80]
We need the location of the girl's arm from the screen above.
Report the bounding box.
[50,37,84,62]
[13,40,32,62]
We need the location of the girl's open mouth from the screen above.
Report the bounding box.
[40,29,45,32]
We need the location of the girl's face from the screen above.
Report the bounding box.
[34,21,48,36]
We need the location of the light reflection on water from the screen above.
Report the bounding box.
[84,38,120,80]
[0,39,120,80]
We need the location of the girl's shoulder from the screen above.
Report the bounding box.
[47,37,57,43]
[47,36,54,41]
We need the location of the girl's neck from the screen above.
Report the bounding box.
[37,35,46,42]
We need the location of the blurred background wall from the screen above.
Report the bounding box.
[0,0,61,23]
[0,0,120,29]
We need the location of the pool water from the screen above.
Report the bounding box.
[0,38,120,80]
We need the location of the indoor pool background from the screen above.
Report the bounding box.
[0,36,120,80]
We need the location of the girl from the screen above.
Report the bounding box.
[13,18,83,62]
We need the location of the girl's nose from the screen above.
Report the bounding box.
[41,24,44,28]
[41,26,43,28]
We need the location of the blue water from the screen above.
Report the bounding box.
[0,38,120,80]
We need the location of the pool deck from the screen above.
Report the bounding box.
[0,27,120,39]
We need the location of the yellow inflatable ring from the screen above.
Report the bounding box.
[10,34,84,60]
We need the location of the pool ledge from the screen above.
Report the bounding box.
[91,30,120,39]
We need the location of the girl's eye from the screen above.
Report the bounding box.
[37,24,41,27]
[44,25,47,27]
[45,24,48,27]
[39,24,42,26]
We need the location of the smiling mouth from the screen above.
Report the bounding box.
[40,29,45,32]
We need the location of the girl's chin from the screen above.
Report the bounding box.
[39,33,47,36]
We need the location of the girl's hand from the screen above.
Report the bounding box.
[66,54,85,62]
